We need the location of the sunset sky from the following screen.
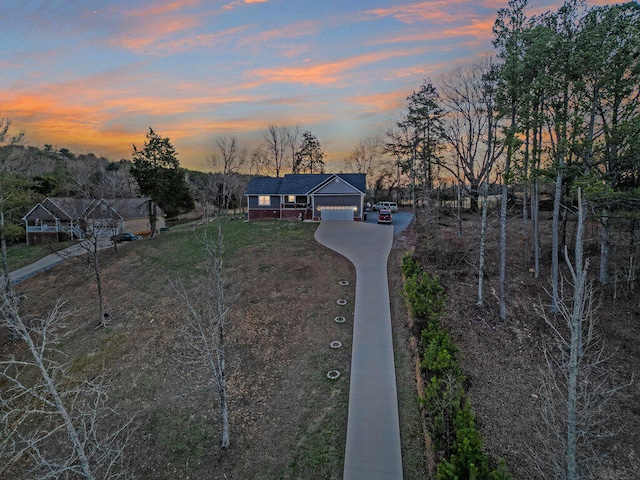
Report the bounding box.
[1,0,618,171]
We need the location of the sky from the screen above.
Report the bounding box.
[0,0,619,171]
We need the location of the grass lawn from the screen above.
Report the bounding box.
[3,218,426,479]
[6,240,76,271]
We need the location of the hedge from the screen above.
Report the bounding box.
[402,253,511,480]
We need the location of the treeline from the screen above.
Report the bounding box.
[0,129,253,243]
[393,2,639,478]
[380,0,640,320]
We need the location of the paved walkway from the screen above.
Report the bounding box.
[9,239,114,285]
[315,220,403,480]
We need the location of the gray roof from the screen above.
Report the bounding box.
[44,197,95,219]
[24,197,164,222]
[104,198,165,219]
[245,176,283,195]
[246,173,366,195]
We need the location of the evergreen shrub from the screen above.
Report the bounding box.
[401,253,512,480]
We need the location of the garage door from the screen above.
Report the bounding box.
[319,206,354,221]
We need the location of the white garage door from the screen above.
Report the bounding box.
[320,206,354,221]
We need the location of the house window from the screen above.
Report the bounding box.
[287,195,295,203]
[258,196,270,206]
[101,204,107,215]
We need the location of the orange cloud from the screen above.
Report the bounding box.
[370,14,495,47]
[125,0,203,18]
[442,18,495,41]
[156,25,248,54]
[251,49,422,86]
[109,15,200,52]
[239,20,320,46]
[367,1,459,24]
[348,91,407,114]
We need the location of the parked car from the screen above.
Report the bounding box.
[372,201,398,212]
[110,232,142,243]
[377,209,392,224]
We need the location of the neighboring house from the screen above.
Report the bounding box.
[245,173,366,221]
[23,197,166,245]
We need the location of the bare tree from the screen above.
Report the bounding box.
[262,124,292,178]
[438,58,503,213]
[0,296,133,479]
[532,189,631,479]
[344,136,383,176]
[54,202,117,328]
[209,136,246,215]
[94,161,137,198]
[171,225,233,449]
[286,125,301,173]
[0,118,25,341]
[0,118,24,292]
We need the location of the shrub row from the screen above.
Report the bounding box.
[401,253,511,480]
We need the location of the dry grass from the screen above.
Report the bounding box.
[3,219,426,479]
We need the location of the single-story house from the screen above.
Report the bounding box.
[22,197,166,245]
[245,173,366,221]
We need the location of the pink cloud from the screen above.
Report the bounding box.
[125,0,203,18]
[367,1,459,24]
[238,20,321,46]
[251,49,422,86]
[108,15,201,53]
[348,90,407,114]
[223,0,267,11]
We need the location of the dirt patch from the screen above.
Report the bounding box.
[411,210,639,479]
[2,221,426,479]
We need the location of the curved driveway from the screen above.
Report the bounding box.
[315,220,403,480]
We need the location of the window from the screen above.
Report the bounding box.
[287,195,295,203]
[258,196,270,206]
[101,204,108,215]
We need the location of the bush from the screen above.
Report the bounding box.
[402,254,511,479]
[421,322,461,379]
[403,271,446,331]
[401,252,422,277]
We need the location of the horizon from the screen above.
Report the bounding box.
[1,0,617,171]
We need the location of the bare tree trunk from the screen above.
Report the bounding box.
[148,201,157,238]
[93,242,107,328]
[173,225,233,450]
[0,205,9,294]
[499,181,508,320]
[532,177,540,278]
[477,182,488,306]
[564,190,587,480]
[599,212,610,284]
[551,169,563,312]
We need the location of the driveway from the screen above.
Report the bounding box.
[9,238,114,285]
[365,210,413,236]
[315,220,403,480]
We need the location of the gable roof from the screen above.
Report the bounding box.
[23,197,164,222]
[22,203,58,222]
[104,198,165,220]
[44,197,95,219]
[246,173,366,196]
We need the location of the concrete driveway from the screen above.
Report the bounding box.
[365,210,413,236]
[9,238,114,285]
[315,220,403,480]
